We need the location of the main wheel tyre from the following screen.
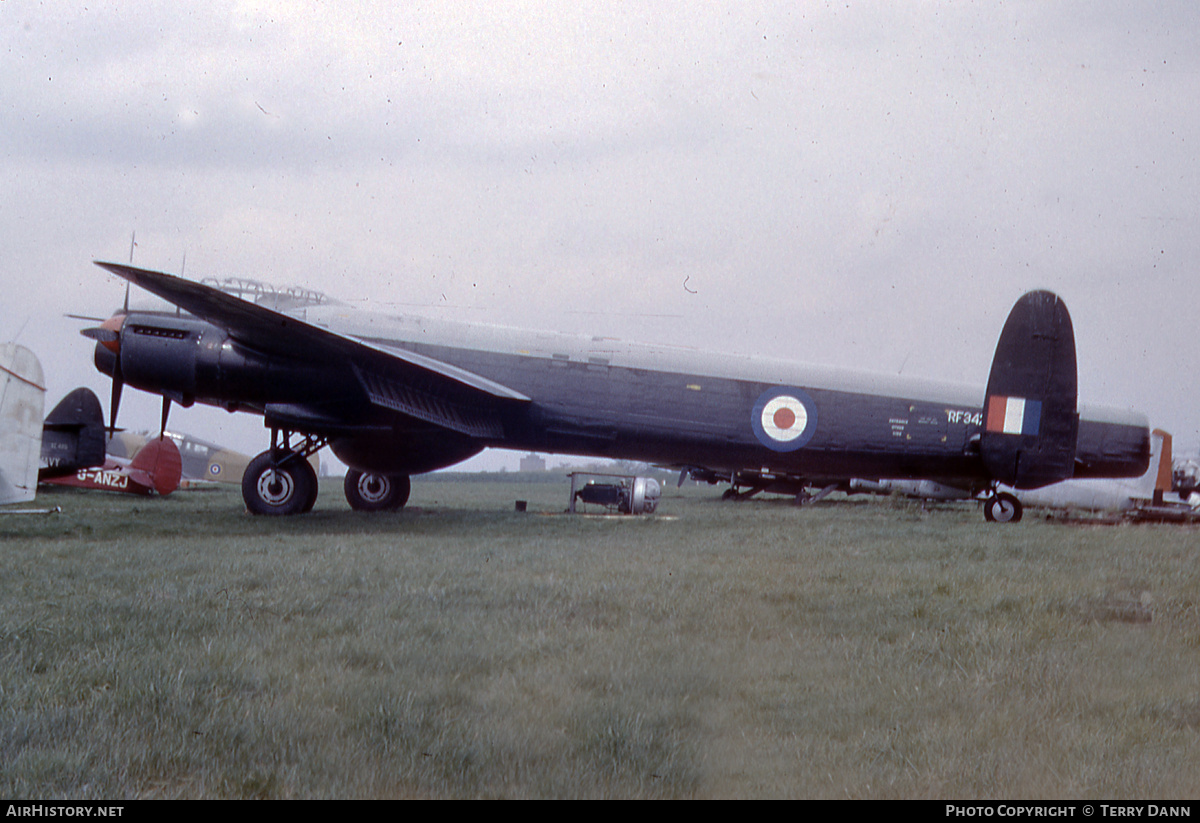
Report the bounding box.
[984,492,1023,523]
[299,457,319,513]
[243,451,317,516]
[344,469,411,511]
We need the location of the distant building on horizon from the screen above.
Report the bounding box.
[519,453,547,473]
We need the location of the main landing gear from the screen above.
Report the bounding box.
[242,430,327,516]
[983,491,1023,523]
[241,429,414,515]
[243,450,318,516]
[344,469,410,511]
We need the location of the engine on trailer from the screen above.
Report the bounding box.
[569,473,661,515]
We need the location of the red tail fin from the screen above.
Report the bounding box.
[129,436,183,496]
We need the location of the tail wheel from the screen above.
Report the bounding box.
[243,450,317,516]
[984,492,1023,523]
[345,469,411,511]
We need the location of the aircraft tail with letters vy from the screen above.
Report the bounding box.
[39,387,107,481]
[0,343,46,505]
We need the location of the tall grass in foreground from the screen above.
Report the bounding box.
[1,482,1198,798]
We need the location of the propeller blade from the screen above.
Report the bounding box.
[160,396,171,437]
[109,350,124,435]
[109,380,123,434]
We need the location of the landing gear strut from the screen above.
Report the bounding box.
[344,469,411,511]
[242,429,326,516]
[983,491,1023,523]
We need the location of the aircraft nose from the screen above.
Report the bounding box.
[83,314,124,380]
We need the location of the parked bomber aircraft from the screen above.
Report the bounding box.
[82,262,1151,521]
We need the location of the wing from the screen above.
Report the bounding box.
[94,262,530,439]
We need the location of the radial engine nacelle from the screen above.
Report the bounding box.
[91,312,353,410]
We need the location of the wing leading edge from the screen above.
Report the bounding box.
[93,261,529,439]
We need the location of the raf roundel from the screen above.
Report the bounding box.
[751,387,817,452]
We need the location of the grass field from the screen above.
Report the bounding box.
[2,479,1198,799]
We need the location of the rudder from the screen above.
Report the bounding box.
[0,344,46,504]
[130,436,183,496]
[39,387,107,479]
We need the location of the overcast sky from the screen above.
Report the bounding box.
[3,1,1198,468]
